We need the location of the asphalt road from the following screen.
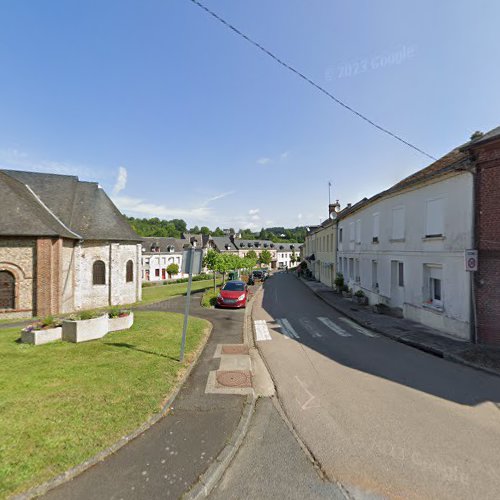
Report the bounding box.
[253,273,500,500]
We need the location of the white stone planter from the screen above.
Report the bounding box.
[21,327,62,345]
[62,315,109,343]
[108,312,134,332]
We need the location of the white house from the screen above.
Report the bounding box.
[337,148,474,341]
[276,243,300,269]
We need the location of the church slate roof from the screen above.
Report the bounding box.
[0,170,141,241]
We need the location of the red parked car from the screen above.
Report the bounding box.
[216,280,248,309]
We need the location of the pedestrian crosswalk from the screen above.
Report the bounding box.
[254,316,378,342]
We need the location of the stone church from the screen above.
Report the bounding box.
[0,169,142,319]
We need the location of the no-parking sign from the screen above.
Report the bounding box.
[464,249,478,272]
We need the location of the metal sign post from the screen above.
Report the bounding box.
[179,247,193,363]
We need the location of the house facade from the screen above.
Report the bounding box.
[0,170,142,319]
[141,233,207,282]
[336,149,474,341]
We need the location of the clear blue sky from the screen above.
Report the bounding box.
[1,0,499,230]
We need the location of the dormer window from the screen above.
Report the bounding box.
[270,243,274,248]
[225,244,231,250]
[240,243,245,248]
[279,245,284,250]
[247,243,253,248]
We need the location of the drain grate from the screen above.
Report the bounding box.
[221,345,249,355]
[216,370,252,388]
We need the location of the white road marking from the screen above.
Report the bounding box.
[338,317,379,337]
[294,375,320,410]
[277,318,300,339]
[299,317,322,338]
[254,320,272,341]
[317,317,352,337]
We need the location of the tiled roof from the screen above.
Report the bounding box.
[0,170,141,241]
[337,146,470,220]
[141,237,186,254]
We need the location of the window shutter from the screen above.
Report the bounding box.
[426,198,444,237]
[392,207,405,239]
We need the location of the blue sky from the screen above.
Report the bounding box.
[1,0,499,230]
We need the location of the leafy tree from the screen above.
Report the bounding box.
[246,249,257,261]
[200,226,211,235]
[259,249,272,267]
[203,249,220,291]
[290,249,297,265]
[166,263,179,278]
[189,225,200,234]
[212,227,225,237]
[240,229,256,240]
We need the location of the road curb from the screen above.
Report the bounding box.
[183,394,256,499]
[12,319,214,500]
[298,277,500,379]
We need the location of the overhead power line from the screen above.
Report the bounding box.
[187,0,437,161]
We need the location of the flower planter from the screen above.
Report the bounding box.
[21,327,62,345]
[62,315,109,343]
[353,296,369,306]
[108,312,134,332]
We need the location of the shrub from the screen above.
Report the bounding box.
[108,307,130,318]
[354,290,365,298]
[201,288,219,308]
[334,273,344,288]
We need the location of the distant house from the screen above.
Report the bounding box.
[210,235,300,269]
[141,238,185,281]
[140,233,208,282]
[0,170,142,319]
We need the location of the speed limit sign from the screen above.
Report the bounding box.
[464,250,478,272]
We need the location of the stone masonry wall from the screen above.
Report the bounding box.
[0,237,35,318]
[76,241,140,311]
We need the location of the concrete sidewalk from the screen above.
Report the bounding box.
[300,277,500,378]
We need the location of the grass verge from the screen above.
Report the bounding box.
[0,311,210,498]
[201,287,220,308]
[140,279,222,306]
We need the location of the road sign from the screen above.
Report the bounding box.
[464,249,478,272]
[181,248,203,275]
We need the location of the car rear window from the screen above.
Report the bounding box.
[223,282,245,291]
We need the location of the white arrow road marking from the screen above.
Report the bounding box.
[295,375,320,410]
[338,317,379,337]
[254,320,272,341]
[299,317,322,338]
[317,317,352,337]
[277,318,300,339]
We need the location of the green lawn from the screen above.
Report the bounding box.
[0,311,210,498]
[140,278,221,306]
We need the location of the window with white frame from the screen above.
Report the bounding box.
[424,265,443,308]
[355,220,361,243]
[425,198,444,237]
[355,259,360,282]
[348,258,354,280]
[392,206,405,240]
[349,222,355,242]
[373,213,380,243]
[339,227,343,243]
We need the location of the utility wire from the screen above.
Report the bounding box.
[187,0,437,161]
